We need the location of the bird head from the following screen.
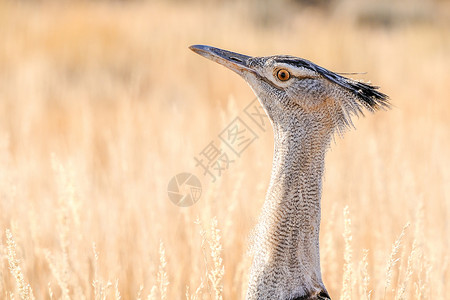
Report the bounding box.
[189,45,389,134]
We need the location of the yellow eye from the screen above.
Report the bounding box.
[277,69,290,81]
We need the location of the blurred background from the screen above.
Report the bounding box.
[0,0,449,299]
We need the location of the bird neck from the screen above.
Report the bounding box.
[247,116,331,299]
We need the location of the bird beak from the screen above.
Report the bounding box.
[189,45,254,74]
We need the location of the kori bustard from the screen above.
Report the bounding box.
[190,45,389,300]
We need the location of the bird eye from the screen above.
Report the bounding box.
[277,69,290,81]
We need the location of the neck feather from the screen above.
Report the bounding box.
[247,115,331,300]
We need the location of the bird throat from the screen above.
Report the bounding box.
[247,117,331,299]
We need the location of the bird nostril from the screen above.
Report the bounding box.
[230,56,243,62]
[318,291,331,299]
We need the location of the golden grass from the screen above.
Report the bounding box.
[0,1,449,299]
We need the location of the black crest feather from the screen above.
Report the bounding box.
[279,58,390,111]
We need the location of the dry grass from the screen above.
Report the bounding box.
[0,1,449,299]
